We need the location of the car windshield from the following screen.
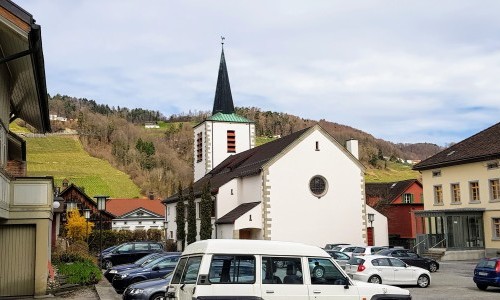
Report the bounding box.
[476,259,498,268]
[137,253,162,266]
[377,249,391,256]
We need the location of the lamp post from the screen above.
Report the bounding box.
[95,195,109,267]
[367,213,375,246]
[163,220,168,246]
[84,208,91,245]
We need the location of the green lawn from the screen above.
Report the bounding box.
[26,136,141,198]
[365,161,421,183]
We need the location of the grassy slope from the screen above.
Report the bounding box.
[365,161,421,183]
[26,135,141,198]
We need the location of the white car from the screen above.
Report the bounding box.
[352,246,388,256]
[345,255,431,288]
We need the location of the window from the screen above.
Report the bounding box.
[310,175,328,198]
[135,243,149,251]
[171,256,202,284]
[432,170,441,177]
[262,257,302,284]
[209,255,255,283]
[150,243,162,250]
[451,183,461,204]
[470,181,480,202]
[493,218,500,240]
[169,231,173,239]
[156,256,180,269]
[389,258,406,268]
[196,132,203,162]
[308,258,345,285]
[196,202,200,218]
[372,258,390,266]
[227,130,236,153]
[490,179,500,202]
[403,193,414,204]
[434,185,443,205]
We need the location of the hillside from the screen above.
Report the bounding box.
[31,93,440,198]
[25,135,142,198]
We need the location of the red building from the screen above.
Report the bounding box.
[366,179,424,248]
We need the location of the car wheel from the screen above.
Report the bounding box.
[104,260,113,269]
[368,275,382,284]
[150,292,166,300]
[429,262,438,272]
[476,283,488,291]
[313,266,325,278]
[417,274,430,288]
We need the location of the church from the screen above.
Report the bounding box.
[163,45,385,248]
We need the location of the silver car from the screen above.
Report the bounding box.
[325,250,351,269]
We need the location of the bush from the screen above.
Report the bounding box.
[57,260,102,285]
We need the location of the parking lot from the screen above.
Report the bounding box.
[406,260,500,299]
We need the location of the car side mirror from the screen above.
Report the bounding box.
[405,263,409,268]
[152,266,160,271]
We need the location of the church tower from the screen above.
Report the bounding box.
[193,42,255,181]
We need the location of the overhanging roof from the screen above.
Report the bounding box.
[0,0,50,133]
[414,208,485,217]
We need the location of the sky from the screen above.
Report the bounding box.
[17,0,500,146]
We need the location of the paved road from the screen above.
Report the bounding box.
[406,260,500,300]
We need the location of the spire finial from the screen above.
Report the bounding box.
[221,36,225,49]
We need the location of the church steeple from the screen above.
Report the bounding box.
[212,38,235,115]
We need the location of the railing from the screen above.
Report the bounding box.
[429,237,447,250]
[412,238,427,253]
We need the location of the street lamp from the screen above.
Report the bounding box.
[95,195,109,266]
[368,213,375,227]
[84,208,91,244]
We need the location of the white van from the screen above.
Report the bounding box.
[167,239,411,300]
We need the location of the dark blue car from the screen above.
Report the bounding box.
[105,252,170,282]
[112,254,180,293]
[473,257,500,290]
[122,272,173,300]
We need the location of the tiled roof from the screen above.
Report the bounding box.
[413,122,500,170]
[215,202,260,224]
[206,112,253,123]
[164,126,312,203]
[106,198,165,218]
[365,179,421,203]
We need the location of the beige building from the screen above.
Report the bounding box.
[413,122,500,259]
[0,1,54,297]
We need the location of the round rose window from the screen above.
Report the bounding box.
[309,175,328,198]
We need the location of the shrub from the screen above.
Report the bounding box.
[133,229,147,241]
[57,260,101,285]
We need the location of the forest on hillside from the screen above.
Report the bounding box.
[45,94,442,198]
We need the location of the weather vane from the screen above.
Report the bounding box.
[221,36,225,48]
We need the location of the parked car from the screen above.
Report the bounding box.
[112,254,180,293]
[101,241,164,269]
[98,245,120,262]
[352,246,388,256]
[345,255,430,288]
[325,250,351,269]
[324,243,350,250]
[473,257,500,290]
[104,252,173,282]
[332,245,363,257]
[122,272,173,300]
[377,248,439,272]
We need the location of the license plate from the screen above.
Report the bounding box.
[478,272,488,276]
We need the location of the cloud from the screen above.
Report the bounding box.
[18,0,500,145]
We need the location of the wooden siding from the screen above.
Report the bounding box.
[0,225,35,296]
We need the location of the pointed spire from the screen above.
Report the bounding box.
[212,37,235,115]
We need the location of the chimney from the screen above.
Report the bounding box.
[149,192,154,200]
[346,139,359,159]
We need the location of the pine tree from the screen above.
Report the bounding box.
[186,183,197,245]
[199,181,213,240]
[175,182,186,250]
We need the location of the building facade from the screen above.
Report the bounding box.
[413,122,500,259]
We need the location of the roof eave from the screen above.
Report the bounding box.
[413,154,500,171]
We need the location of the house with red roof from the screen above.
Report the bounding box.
[106,198,165,231]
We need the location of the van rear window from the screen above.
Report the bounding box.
[209,255,255,284]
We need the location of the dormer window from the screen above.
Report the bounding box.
[487,162,499,170]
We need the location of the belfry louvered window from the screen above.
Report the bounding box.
[227,130,236,153]
[196,132,203,162]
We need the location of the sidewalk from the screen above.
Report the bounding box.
[95,277,121,300]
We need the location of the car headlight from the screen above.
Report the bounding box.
[128,288,144,295]
[109,270,117,274]
[119,273,129,279]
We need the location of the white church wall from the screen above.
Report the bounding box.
[234,204,262,230]
[266,129,365,247]
[365,205,389,246]
[217,224,235,239]
[238,176,262,205]
[194,122,211,182]
[216,180,239,218]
